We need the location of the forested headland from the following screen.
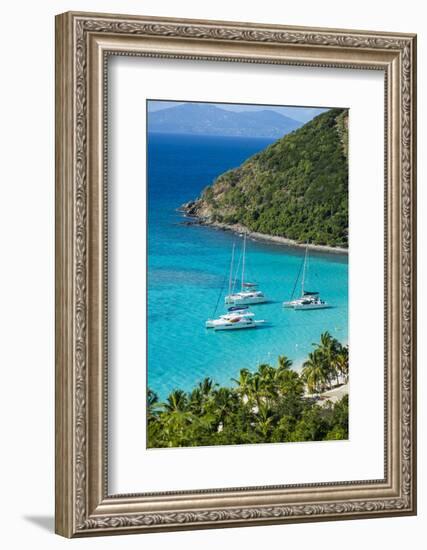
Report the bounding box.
[181,108,349,249]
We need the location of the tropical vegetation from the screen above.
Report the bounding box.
[147,332,349,448]
[182,108,348,248]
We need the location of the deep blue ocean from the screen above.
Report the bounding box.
[147,133,348,400]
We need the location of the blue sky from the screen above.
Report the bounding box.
[148,100,328,123]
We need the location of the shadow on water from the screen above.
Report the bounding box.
[291,306,337,312]
[210,324,273,333]
[253,324,273,330]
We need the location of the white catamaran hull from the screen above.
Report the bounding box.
[224,234,268,306]
[225,294,267,305]
[205,312,254,328]
[214,322,257,331]
[293,302,330,310]
[283,300,301,308]
[283,245,331,310]
[213,320,266,331]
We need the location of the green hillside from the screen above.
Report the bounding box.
[182,108,349,248]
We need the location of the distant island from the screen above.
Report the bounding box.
[148,102,303,138]
[180,108,349,250]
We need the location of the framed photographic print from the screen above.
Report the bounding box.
[55,11,417,537]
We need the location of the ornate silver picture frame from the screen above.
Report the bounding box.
[55,11,417,537]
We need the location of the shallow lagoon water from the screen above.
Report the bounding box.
[147,133,348,400]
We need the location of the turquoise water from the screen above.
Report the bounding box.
[147,133,348,400]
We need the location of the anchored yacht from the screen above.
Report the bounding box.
[205,240,268,331]
[224,233,268,306]
[205,306,255,328]
[293,291,330,310]
[283,245,330,310]
[213,316,266,331]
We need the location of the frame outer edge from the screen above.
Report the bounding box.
[54,10,417,537]
[55,12,76,538]
[62,10,417,40]
[409,34,417,514]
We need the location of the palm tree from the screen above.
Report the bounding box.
[257,363,277,402]
[277,355,293,372]
[248,372,263,409]
[194,377,217,415]
[232,368,253,403]
[161,390,191,447]
[276,368,304,399]
[146,343,350,448]
[147,388,159,412]
[274,355,293,393]
[147,389,160,422]
[198,377,216,397]
[213,387,236,425]
[335,345,349,384]
[255,402,274,439]
[314,331,339,388]
[258,363,274,379]
[163,389,188,413]
[302,350,327,394]
[188,387,204,415]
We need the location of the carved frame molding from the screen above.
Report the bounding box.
[55,11,416,537]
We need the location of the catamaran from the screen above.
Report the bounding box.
[213,316,266,331]
[205,242,268,330]
[292,291,329,310]
[283,245,330,310]
[205,306,255,328]
[224,233,267,306]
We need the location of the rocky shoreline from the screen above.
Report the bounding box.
[178,204,348,256]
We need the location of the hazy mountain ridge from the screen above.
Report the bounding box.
[148,103,303,138]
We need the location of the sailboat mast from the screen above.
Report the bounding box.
[228,243,235,296]
[301,245,308,295]
[241,233,246,292]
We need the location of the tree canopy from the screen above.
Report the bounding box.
[148,333,349,448]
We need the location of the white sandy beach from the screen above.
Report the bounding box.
[318,383,349,404]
